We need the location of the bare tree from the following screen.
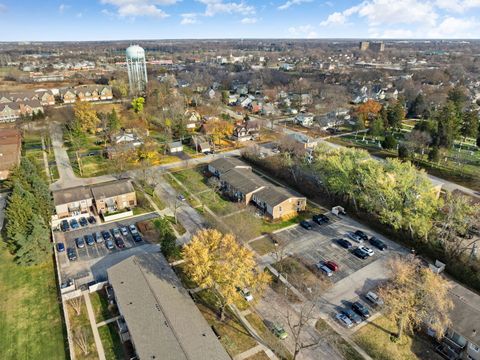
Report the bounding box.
[68,297,83,316]
[286,300,320,360]
[73,328,90,355]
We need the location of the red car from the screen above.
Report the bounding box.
[325,260,339,272]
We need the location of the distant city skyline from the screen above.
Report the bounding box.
[1,0,480,41]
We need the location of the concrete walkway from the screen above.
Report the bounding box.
[96,315,121,328]
[233,344,267,360]
[83,292,106,360]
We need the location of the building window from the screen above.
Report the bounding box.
[129,200,135,206]
[279,206,282,212]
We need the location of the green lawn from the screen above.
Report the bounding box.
[250,237,276,255]
[197,191,241,216]
[0,246,68,360]
[89,290,118,324]
[354,316,443,360]
[98,323,125,360]
[315,319,363,360]
[171,167,210,194]
[70,154,111,178]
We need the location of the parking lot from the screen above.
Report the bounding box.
[273,213,405,284]
[54,213,159,285]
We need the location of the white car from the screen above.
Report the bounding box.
[129,224,138,235]
[336,313,353,328]
[359,245,374,257]
[240,288,254,302]
[365,291,384,307]
[120,227,129,236]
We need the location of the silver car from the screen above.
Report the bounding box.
[336,313,353,328]
[347,231,363,243]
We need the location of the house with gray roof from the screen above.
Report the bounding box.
[107,253,231,360]
[208,156,252,177]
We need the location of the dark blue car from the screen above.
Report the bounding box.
[56,242,65,252]
[336,238,353,249]
[70,219,80,229]
[84,234,95,246]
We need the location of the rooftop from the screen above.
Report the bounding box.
[107,253,230,360]
[91,179,134,200]
[448,282,480,345]
[209,156,251,174]
[220,167,268,195]
[53,185,92,206]
[254,185,303,207]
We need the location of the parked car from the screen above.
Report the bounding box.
[271,324,288,340]
[105,239,115,250]
[70,218,80,229]
[324,260,339,272]
[177,194,186,202]
[115,238,126,249]
[79,217,88,227]
[342,309,362,325]
[101,230,111,240]
[67,248,77,261]
[112,228,122,240]
[120,226,129,236]
[347,231,363,243]
[56,242,65,252]
[352,247,369,259]
[60,220,70,232]
[312,214,330,225]
[316,263,333,277]
[75,237,85,248]
[336,313,353,328]
[336,238,353,249]
[94,232,103,243]
[87,216,96,224]
[300,220,312,230]
[352,301,370,319]
[365,291,384,307]
[132,233,143,242]
[129,224,138,235]
[354,230,369,241]
[369,237,387,250]
[239,288,253,302]
[358,245,374,257]
[84,234,95,246]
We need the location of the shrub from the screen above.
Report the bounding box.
[382,134,397,149]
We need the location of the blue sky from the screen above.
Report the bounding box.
[1,0,480,41]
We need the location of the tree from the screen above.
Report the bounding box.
[131,97,145,113]
[15,214,51,266]
[107,108,121,135]
[369,116,384,137]
[68,297,84,316]
[436,193,480,259]
[182,229,270,320]
[379,256,453,340]
[109,79,128,98]
[428,146,440,162]
[201,119,234,146]
[408,93,427,118]
[436,101,460,148]
[447,85,468,113]
[356,99,382,121]
[398,144,410,160]
[387,100,405,130]
[154,217,180,261]
[382,134,397,150]
[73,101,99,134]
[405,130,431,155]
[461,109,479,140]
[286,300,320,360]
[73,328,90,355]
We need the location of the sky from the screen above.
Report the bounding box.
[1,0,480,41]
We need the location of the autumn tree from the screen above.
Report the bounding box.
[182,229,270,320]
[109,78,128,98]
[73,101,99,134]
[379,256,453,340]
[202,119,234,146]
[131,97,145,113]
[356,99,382,123]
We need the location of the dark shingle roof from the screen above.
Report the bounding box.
[53,186,92,205]
[107,253,230,360]
[209,157,251,175]
[449,282,480,345]
[91,179,134,200]
[254,186,303,207]
[220,168,268,194]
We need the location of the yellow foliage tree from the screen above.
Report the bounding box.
[379,256,453,340]
[73,101,99,134]
[202,119,234,146]
[182,229,270,320]
[356,99,382,122]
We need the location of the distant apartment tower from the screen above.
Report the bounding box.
[359,41,370,51]
[126,45,148,95]
[370,41,385,52]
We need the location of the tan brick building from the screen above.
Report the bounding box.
[0,129,21,180]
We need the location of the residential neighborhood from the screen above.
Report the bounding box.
[1,4,480,360]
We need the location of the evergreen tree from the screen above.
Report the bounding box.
[436,101,460,148]
[369,116,385,137]
[387,101,405,130]
[15,215,51,266]
[5,183,34,247]
[447,85,468,113]
[107,108,121,134]
[461,109,479,140]
[409,93,426,118]
[382,134,397,149]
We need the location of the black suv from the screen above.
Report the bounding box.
[67,248,77,261]
[353,247,369,259]
[60,220,70,232]
[354,230,369,242]
[336,238,353,249]
[369,237,387,250]
[352,301,370,319]
[312,214,330,225]
[300,220,312,230]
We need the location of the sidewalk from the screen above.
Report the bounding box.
[83,292,106,360]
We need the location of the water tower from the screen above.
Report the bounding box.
[126,45,148,95]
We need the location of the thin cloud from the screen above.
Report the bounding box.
[278,0,312,11]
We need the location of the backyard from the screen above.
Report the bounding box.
[66,296,98,360]
[0,247,68,360]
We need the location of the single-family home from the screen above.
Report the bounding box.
[191,135,211,153]
[288,133,318,150]
[167,141,183,154]
[0,129,21,180]
[295,113,314,127]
